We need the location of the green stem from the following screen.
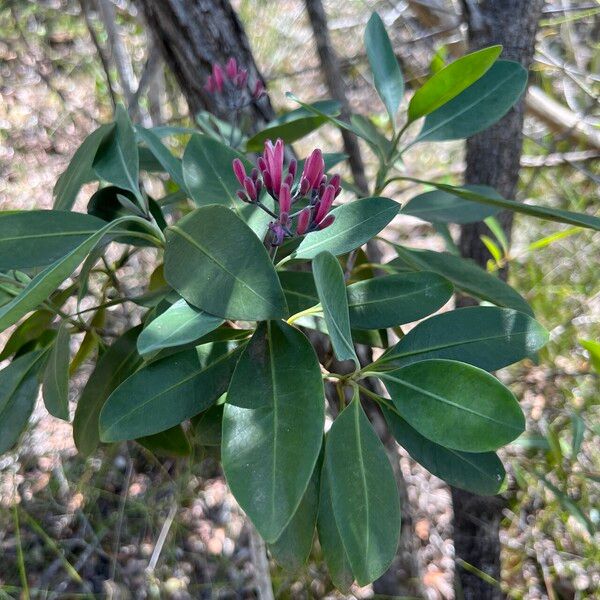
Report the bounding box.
[286,304,323,324]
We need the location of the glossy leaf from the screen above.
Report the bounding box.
[365,13,404,123]
[192,404,224,447]
[415,180,600,232]
[0,216,160,333]
[378,359,524,452]
[0,350,46,454]
[383,407,505,495]
[137,299,224,356]
[278,271,318,315]
[222,321,324,542]
[136,126,187,189]
[346,272,453,329]
[164,206,287,321]
[391,245,533,315]
[182,134,270,236]
[42,323,70,420]
[137,425,191,457]
[269,461,320,571]
[100,342,241,442]
[0,210,105,270]
[0,309,54,361]
[312,252,358,365]
[93,105,142,204]
[317,459,354,591]
[246,100,341,152]
[73,327,142,456]
[325,398,400,585]
[53,124,112,210]
[408,46,502,122]
[418,60,527,142]
[380,306,548,371]
[293,197,400,260]
[401,185,501,224]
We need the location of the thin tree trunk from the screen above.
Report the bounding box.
[454,2,543,599]
[304,0,369,194]
[136,0,275,128]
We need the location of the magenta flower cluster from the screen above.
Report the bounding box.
[204,58,265,102]
[232,139,339,246]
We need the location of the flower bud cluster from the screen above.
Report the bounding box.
[205,58,265,111]
[232,138,340,246]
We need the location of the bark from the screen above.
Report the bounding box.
[136,0,275,128]
[304,0,369,194]
[454,2,543,599]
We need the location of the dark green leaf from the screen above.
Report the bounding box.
[100,342,241,442]
[137,299,224,356]
[347,272,453,329]
[413,180,600,232]
[379,306,548,371]
[365,13,404,123]
[137,425,191,457]
[349,114,392,159]
[293,197,400,260]
[391,245,533,315]
[580,339,600,373]
[312,252,358,365]
[164,206,287,321]
[73,326,142,456]
[0,216,160,333]
[136,126,186,189]
[0,309,54,361]
[269,460,320,571]
[317,459,354,591]
[278,271,318,315]
[401,185,501,224]
[246,101,341,152]
[42,323,70,420]
[377,359,524,452]
[382,407,505,495]
[0,350,46,454]
[417,60,527,142]
[53,124,112,210]
[0,210,105,270]
[325,397,400,585]
[222,321,324,542]
[408,46,502,122]
[182,134,270,236]
[93,106,143,205]
[192,404,224,447]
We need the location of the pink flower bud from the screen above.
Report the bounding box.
[204,75,216,93]
[253,80,265,99]
[232,158,247,187]
[288,159,297,180]
[257,156,267,174]
[318,214,335,230]
[237,190,249,202]
[250,167,259,181]
[226,57,237,79]
[236,69,248,88]
[299,177,310,196]
[284,173,293,188]
[316,185,335,223]
[330,173,341,192]
[301,149,325,190]
[279,183,291,214]
[212,64,224,92]
[296,207,311,235]
[243,176,257,201]
[262,169,273,192]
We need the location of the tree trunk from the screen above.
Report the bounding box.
[304,0,369,194]
[137,0,275,127]
[453,2,543,599]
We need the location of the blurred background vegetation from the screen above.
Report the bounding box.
[0,0,598,598]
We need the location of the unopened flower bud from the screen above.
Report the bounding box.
[225,57,237,79]
[232,158,247,187]
[296,208,311,235]
[318,214,335,230]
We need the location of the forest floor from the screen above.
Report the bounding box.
[0,1,598,598]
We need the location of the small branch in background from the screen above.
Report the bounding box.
[305,0,369,195]
[247,521,275,600]
[520,149,600,168]
[147,502,178,573]
[526,86,600,150]
[129,47,163,125]
[79,0,117,109]
[95,0,137,102]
